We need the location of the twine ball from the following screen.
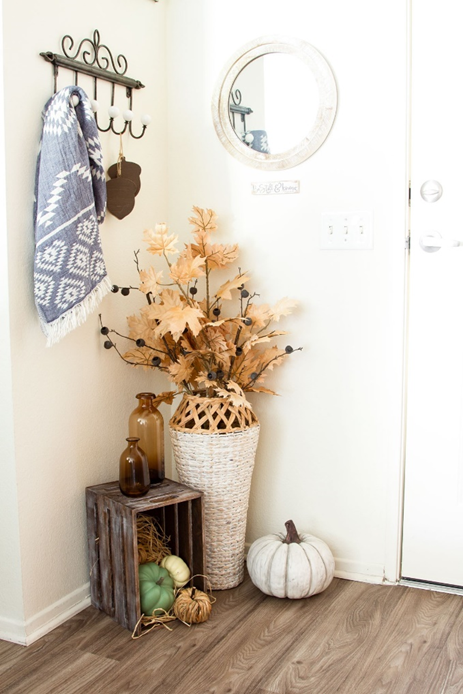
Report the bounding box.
[173,587,212,624]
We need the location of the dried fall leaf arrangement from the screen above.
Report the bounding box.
[101,206,301,407]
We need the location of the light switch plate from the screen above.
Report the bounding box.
[320,211,373,250]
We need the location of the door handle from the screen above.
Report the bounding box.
[419,232,463,253]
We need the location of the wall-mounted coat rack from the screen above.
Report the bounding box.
[40,30,152,139]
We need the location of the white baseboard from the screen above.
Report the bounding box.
[0,583,91,647]
[0,616,28,646]
[333,558,385,584]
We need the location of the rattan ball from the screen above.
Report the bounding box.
[173,587,212,624]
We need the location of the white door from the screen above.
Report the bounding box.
[401,0,463,586]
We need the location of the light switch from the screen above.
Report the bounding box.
[320,211,373,250]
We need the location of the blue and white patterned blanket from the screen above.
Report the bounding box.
[33,86,110,345]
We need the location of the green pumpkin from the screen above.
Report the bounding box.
[138,563,175,616]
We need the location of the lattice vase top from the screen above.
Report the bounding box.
[169,394,259,434]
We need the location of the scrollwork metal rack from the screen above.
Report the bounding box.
[41,30,150,139]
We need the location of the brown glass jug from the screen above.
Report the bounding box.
[128,393,165,484]
[119,437,150,497]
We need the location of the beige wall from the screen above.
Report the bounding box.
[166,0,408,580]
[0,3,25,638]
[1,0,408,645]
[1,0,168,643]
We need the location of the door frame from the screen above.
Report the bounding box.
[386,0,463,592]
[383,0,412,586]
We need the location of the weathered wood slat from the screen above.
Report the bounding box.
[95,496,114,618]
[108,498,128,630]
[85,489,101,609]
[178,501,193,572]
[86,479,203,508]
[122,507,140,633]
[164,503,180,556]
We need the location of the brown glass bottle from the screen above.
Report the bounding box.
[128,393,165,484]
[119,437,150,497]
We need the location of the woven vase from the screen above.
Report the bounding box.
[169,394,260,590]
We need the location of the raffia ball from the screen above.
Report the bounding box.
[173,587,213,624]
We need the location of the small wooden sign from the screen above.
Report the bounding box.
[251,180,300,196]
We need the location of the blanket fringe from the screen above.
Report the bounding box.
[42,276,112,347]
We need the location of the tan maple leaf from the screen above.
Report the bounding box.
[139,267,164,296]
[190,231,210,256]
[169,250,206,285]
[238,362,268,385]
[122,347,153,368]
[216,273,250,301]
[202,318,227,328]
[246,386,279,395]
[177,305,204,337]
[198,326,234,359]
[242,331,289,352]
[168,355,194,384]
[151,391,177,408]
[188,206,218,234]
[148,289,204,340]
[216,382,253,410]
[246,303,271,328]
[127,310,156,343]
[241,334,261,353]
[143,224,179,256]
[206,243,240,270]
[258,346,288,371]
[261,333,286,345]
[269,298,298,322]
[196,372,218,389]
[226,380,245,395]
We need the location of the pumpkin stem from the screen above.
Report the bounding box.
[283,519,301,544]
[156,576,165,586]
[191,587,197,600]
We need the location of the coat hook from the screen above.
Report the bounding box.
[41,30,150,140]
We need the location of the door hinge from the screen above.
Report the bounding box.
[408,182,411,207]
[405,235,411,251]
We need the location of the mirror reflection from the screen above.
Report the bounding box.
[229,54,319,155]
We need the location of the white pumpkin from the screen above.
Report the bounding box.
[247,520,335,599]
[161,554,191,587]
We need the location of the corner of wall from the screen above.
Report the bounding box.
[0,0,27,642]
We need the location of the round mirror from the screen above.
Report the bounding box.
[212,36,337,170]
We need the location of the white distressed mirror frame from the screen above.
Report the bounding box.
[212,36,337,170]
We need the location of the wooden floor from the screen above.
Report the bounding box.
[1,575,463,694]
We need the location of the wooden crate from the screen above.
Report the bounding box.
[86,479,205,635]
